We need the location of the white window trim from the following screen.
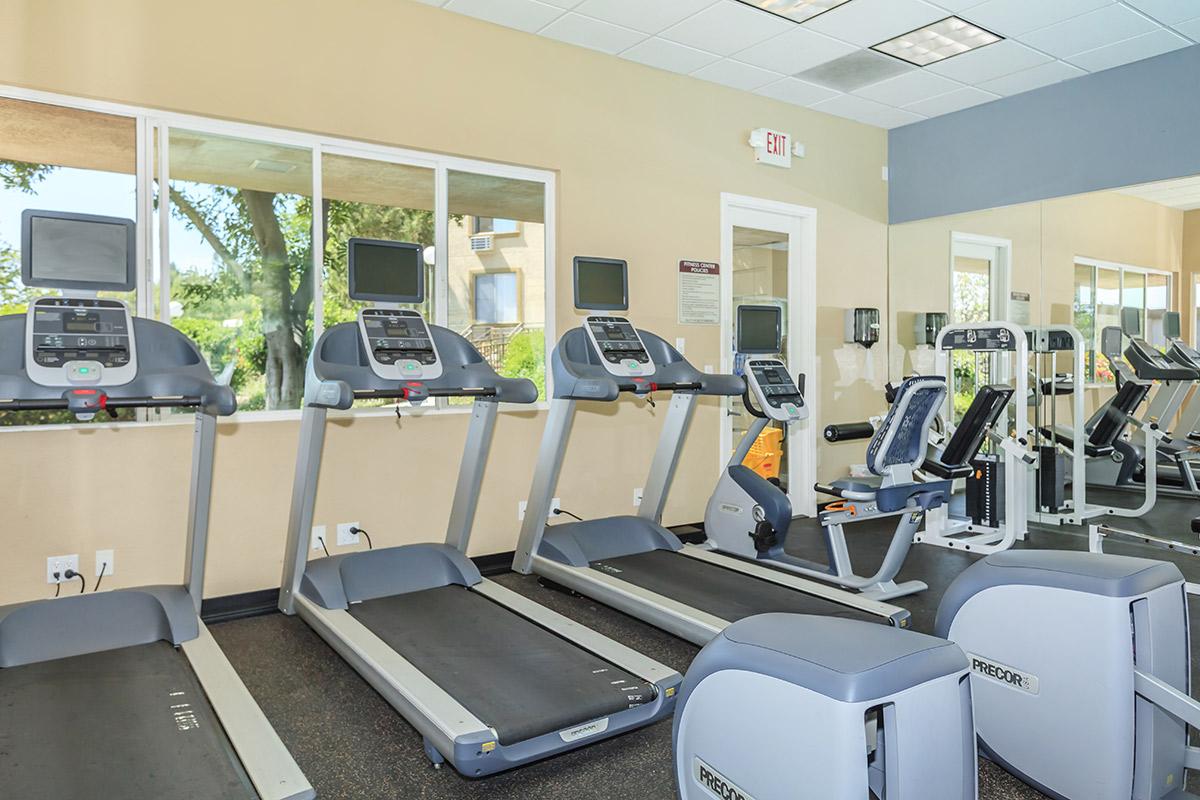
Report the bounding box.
[1073,255,1175,388]
[0,84,556,428]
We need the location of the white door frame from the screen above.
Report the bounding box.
[950,232,1013,322]
[719,193,818,517]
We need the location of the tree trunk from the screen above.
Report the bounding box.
[242,189,307,409]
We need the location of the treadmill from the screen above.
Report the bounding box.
[277,238,679,778]
[0,210,312,799]
[512,256,910,647]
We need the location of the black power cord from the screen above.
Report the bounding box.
[317,536,330,557]
[553,508,584,521]
[349,526,373,549]
[94,561,108,592]
[63,568,86,594]
[52,570,61,598]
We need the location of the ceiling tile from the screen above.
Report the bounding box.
[755,77,841,106]
[573,0,719,34]
[443,0,565,32]
[1067,27,1191,71]
[804,0,948,47]
[961,0,1114,37]
[1173,16,1200,39]
[1020,4,1158,58]
[928,0,987,11]
[903,85,1000,115]
[620,37,721,73]
[925,39,1051,82]
[691,59,783,90]
[1122,0,1200,24]
[540,13,646,52]
[660,0,792,56]
[854,70,963,106]
[796,50,916,91]
[539,0,585,6]
[733,27,858,74]
[977,59,1086,94]
[812,94,927,128]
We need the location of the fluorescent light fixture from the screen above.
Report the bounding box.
[872,17,1002,67]
[738,0,853,23]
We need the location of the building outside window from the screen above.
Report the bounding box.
[1073,257,1173,384]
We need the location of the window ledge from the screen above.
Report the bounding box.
[0,401,550,433]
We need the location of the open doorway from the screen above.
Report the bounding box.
[720,194,818,516]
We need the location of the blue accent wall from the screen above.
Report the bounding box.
[889,44,1200,224]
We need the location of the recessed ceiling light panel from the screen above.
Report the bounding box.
[872,17,1002,67]
[737,0,853,24]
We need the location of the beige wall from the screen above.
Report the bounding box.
[1185,210,1200,343]
[0,0,890,604]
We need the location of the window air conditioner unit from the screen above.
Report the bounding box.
[470,234,493,252]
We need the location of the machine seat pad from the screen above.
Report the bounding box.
[1040,425,1113,458]
[935,550,1183,638]
[684,614,965,704]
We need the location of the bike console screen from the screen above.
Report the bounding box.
[746,359,807,422]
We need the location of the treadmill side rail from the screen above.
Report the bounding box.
[533,555,728,645]
[183,624,315,800]
[677,546,911,627]
[473,579,682,687]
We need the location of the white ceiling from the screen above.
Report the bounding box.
[1118,174,1200,210]
[417,0,1199,129]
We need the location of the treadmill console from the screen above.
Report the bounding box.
[358,308,442,381]
[25,297,137,387]
[585,315,654,377]
[744,358,807,422]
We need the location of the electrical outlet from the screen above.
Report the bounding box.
[95,549,114,578]
[519,499,562,521]
[675,337,686,355]
[633,488,644,507]
[337,522,361,547]
[47,554,79,584]
[311,525,327,552]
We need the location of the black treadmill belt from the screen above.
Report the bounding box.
[591,549,882,624]
[0,641,257,800]
[347,586,654,744]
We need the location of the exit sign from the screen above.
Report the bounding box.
[749,128,798,168]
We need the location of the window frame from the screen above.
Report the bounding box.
[0,85,556,426]
[1073,255,1175,387]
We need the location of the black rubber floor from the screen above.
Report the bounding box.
[348,585,654,744]
[207,489,1200,800]
[591,548,885,624]
[0,641,256,800]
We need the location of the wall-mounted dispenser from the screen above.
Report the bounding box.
[914,312,948,346]
[844,308,881,349]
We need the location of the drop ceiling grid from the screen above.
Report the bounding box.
[422,0,1200,128]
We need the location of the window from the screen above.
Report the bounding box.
[471,216,519,235]
[448,170,547,400]
[0,97,138,425]
[951,255,992,324]
[1073,258,1173,383]
[0,90,554,422]
[166,130,314,412]
[474,272,519,324]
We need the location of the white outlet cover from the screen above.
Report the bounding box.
[633,488,644,507]
[311,525,327,552]
[519,499,562,521]
[47,554,79,584]
[96,549,114,578]
[518,500,528,521]
[337,522,361,546]
[675,337,686,355]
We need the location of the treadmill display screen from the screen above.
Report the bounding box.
[362,309,436,365]
[749,360,802,407]
[587,316,650,365]
[31,298,131,368]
